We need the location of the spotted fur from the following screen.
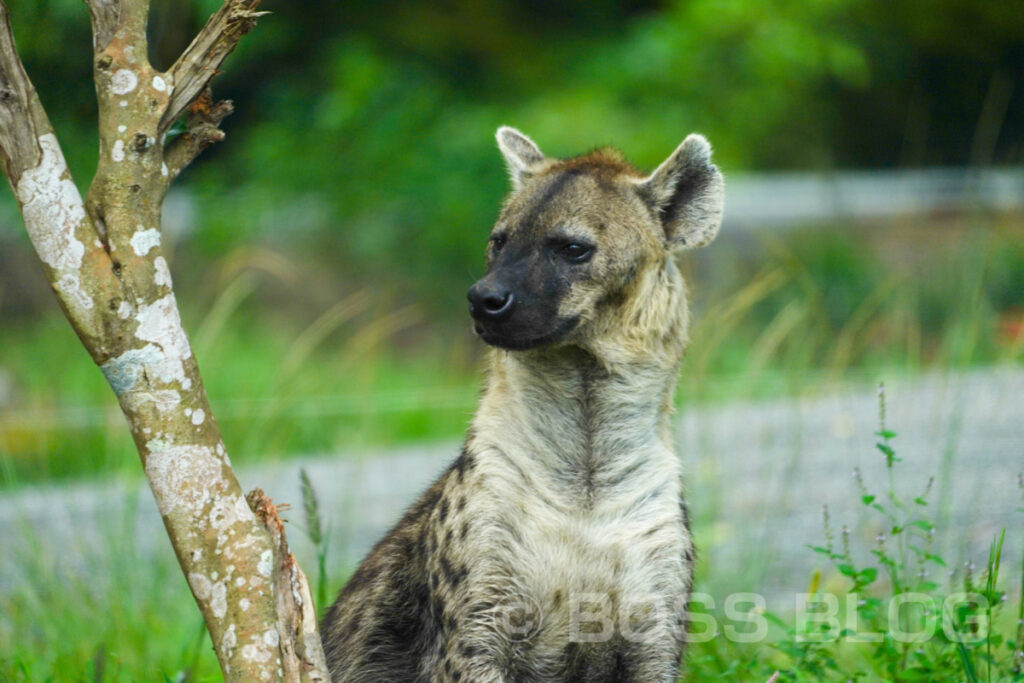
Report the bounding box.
[321,127,724,682]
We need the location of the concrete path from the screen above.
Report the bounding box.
[2,368,1021,607]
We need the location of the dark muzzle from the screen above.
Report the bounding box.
[467,281,515,320]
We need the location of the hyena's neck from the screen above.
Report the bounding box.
[470,343,681,505]
[469,261,691,505]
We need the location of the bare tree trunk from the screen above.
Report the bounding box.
[0,1,329,680]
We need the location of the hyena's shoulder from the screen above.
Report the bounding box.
[319,450,476,681]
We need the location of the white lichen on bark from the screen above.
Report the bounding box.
[130,227,161,255]
[258,550,273,578]
[110,67,138,94]
[145,440,222,515]
[132,294,193,390]
[15,134,93,313]
[153,255,172,287]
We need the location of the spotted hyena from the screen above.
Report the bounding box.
[320,127,724,682]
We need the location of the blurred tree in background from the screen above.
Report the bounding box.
[2,0,1020,298]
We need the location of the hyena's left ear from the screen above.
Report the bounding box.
[496,126,546,190]
[636,134,724,251]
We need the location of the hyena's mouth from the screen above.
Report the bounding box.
[474,315,580,351]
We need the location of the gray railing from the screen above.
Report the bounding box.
[724,167,1024,228]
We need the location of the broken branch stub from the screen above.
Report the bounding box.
[160,0,267,134]
[249,489,331,683]
[0,0,328,680]
[163,89,234,184]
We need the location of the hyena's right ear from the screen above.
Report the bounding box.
[636,134,724,251]
[496,126,546,190]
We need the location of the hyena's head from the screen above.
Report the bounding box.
[468,127,724,360]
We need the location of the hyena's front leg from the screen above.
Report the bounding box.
[425,584,540,683]
[617,642,687,683]
[426,624,512,683]
[433,654,509,683]
[610,592,689,683]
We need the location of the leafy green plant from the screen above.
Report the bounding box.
[777,383,1023,681]
[687,381,1023,682]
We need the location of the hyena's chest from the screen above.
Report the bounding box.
[485,489,691,674]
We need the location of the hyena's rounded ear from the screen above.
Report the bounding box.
[496,126,546,190]
[635,134,724,251]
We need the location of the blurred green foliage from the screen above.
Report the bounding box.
[1,0,1022,482]
[1,0,1021,293]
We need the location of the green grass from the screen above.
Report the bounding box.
[0,496,223,682]
[0,309,481,488]
[685,386,1024,681]
[2,383,1021,681]
[731,387,1024,681]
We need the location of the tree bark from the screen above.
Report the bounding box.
[0,2,329,680]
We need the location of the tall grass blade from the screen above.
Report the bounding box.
[957,641,980,683]
[193,273,259,357]
[183,618,207,683]
[827,275,901,374]
[300,468,329,612]
[90,643,105,683]
[345,304,422,358]
[984,530,1005,682]
[281,290,373,378]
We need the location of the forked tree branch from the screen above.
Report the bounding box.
[0,1,328,680]
[0,5,42,178]
[159,0,266,134]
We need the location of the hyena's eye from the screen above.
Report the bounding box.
[490,235,507,253]
[558,242,594,263]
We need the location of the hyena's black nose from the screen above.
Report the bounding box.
[468,281,515,320]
